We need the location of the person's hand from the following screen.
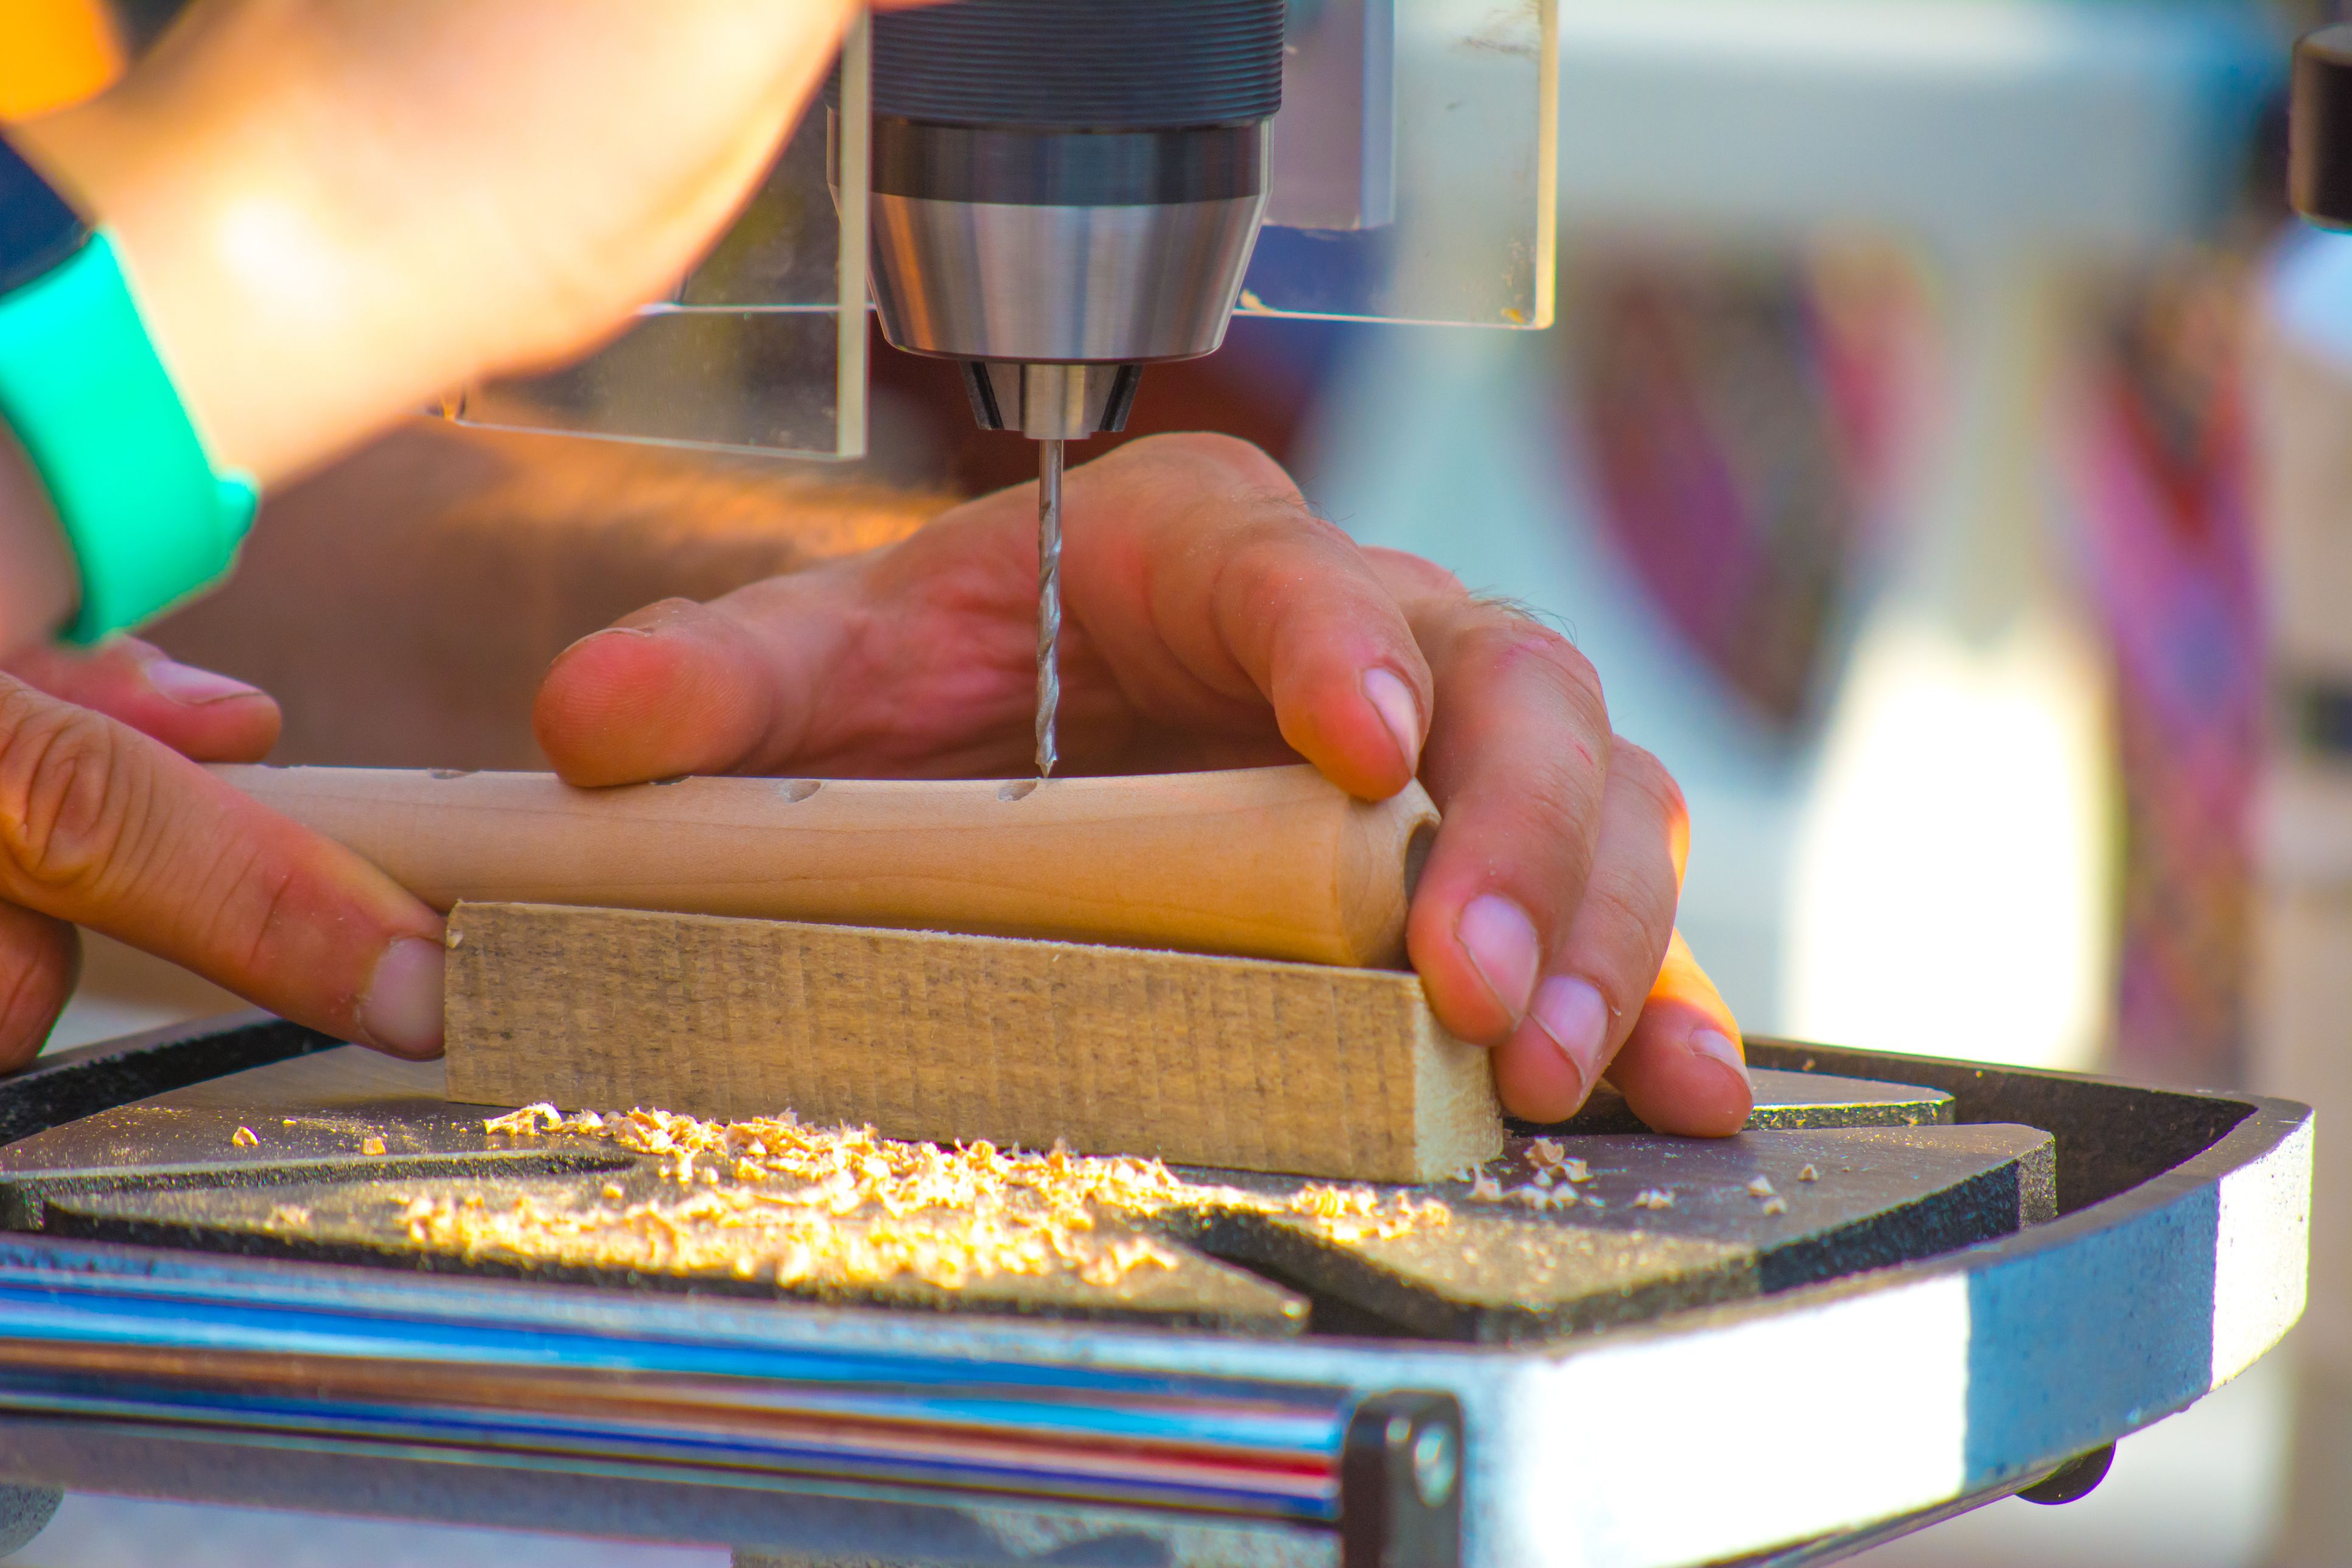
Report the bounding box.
[533,434,1753,1135]
[0,639,445,1068]
[11,0,910,489]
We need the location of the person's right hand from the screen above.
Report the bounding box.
[533,434,1753,1134]
[0,638,444,1069]
[10,0,912,491]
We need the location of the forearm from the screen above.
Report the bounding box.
[0,425,75,655]
[9,0,861,491]
[151,419,950,768]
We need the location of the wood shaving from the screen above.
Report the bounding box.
[485,1104,566,1136]
[1282,1180,1451,1243]
[361,1136,388,1157]
[1760,1195,1790,1216]
[1563,1158,1592,1184]
[1502,1184,1578,1213]
[230,1127,258,1149]
[474,1105,1449,1290]
[1631,1189,1675,1210]
[1799,1165,1819,1183]
[1747,1175,1776,1199]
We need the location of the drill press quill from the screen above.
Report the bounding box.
[858,0,1284,776]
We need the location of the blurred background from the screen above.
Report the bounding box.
[7,0,2352,1563]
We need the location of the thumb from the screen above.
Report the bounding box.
[534,588,840,786]
[0,677,447,1057]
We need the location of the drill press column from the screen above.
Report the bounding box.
[859,0,1285,775]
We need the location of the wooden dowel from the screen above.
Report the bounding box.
[214,763,1438,968]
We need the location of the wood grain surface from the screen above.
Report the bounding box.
[220,763,1437,968]
[443,902,1502,1182]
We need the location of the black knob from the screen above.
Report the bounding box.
[871,0,1284,130]
[2293,25,2352,228]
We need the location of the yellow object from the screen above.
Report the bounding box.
[0,0,123,121]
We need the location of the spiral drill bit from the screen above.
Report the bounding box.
[1034,437,1065,780]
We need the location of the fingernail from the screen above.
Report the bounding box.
[1362,667,1423,772]
[1458,894,1541,1020]
[361,936,446,1058]
[146,660,265,706]
[1689,1029,1754,1094]
[558,625,656,660]
[1529,975,1608,1096]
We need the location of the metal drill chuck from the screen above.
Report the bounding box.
[860,0,1284,410]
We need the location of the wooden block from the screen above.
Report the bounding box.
[444,903,1503,1183]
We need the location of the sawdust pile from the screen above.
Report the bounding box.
[390,1104,1449,1293]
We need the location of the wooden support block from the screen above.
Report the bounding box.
[444,903,1503,1183]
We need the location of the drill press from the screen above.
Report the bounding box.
[859,0,1285,777]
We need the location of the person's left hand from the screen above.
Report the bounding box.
[532,433,1752,1135]
[0,636,447,1068]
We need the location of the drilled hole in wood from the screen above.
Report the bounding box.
[1404,822,1437,900]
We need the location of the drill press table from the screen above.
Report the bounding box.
[0,1012,2305,1568]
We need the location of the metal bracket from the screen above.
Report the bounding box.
[2016,1444,2115,1507]
[1341,1390,1463,1568]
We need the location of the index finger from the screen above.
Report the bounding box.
[1376,567,1616,1051]
[1062,434,1435,801]
[6,638,280,761]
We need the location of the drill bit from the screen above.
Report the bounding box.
[1034,437,1064,780]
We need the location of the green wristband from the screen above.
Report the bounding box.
[0,229,257,645]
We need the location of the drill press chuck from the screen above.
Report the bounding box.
[863,0,1284,393]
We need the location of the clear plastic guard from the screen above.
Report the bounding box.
[1244,0,1558,328]
[446,16,870,460]
[445,0,1554,459]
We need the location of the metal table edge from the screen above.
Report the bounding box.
[0,1013,2308,1568]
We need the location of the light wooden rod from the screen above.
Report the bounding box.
[213,763,1437,968]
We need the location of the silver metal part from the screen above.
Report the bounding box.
[968,363,1137,441]
[1022,365,1091,441]
[870,191,1269,363]
[1411,1424,1459,1508]
[1035,437,1065,780]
